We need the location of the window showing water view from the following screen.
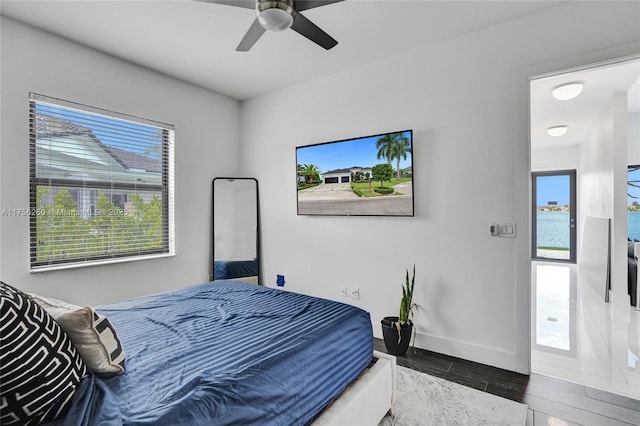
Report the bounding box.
[532,171,576,262]
[533,167,639,262]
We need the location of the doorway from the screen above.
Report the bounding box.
[529,55,640,399]
[532,170,576,263]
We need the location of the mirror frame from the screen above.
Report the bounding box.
[211,177,261,285]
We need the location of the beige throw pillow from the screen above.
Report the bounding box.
[29,293,126,378]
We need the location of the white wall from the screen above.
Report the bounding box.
[630,111,640,164]
[240,2,640,372]
[0,17,241,304]
[612,93,630,298]
[580,104,615,218]
[531,145,580,172]
[578,92,629,299]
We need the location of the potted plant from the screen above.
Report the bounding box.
[381,265,416,356]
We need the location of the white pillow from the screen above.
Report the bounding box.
[29,293,126,378]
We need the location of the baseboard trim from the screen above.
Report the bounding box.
[373,325,518,372]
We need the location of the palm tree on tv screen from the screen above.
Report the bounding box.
[376,134,395,166]
[300,163,321,185]
[389,134,411,179]
[376,133,411,179]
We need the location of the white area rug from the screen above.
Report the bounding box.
[379,366,528,426]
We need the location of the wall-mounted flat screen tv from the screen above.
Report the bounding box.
[296,129,414,216]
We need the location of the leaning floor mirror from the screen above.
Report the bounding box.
[212,178,260,285]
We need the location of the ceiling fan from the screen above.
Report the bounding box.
[200,0,344,51]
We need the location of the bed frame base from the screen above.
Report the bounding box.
[312,350,396,425]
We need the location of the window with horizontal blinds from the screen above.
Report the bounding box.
[29,93,175,271]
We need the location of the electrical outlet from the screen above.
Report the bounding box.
[350,287,359,300]
[340,286,348,297]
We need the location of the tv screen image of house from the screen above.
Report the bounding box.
[296,130,414,216]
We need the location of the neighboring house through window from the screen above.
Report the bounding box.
[29,93,175,270]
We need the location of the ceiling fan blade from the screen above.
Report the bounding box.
[295,0,344,12]
[236,18,267,51]
[290,12,338,50]
[196,0,255,9]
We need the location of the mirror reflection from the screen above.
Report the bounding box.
[212,178,260,285]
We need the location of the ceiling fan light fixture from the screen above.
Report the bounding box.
[551,82,583,100]
[547,125,568,137]
[256,0,295,32]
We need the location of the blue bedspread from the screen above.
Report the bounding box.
[55,281,373,425]
[214,259,258,279]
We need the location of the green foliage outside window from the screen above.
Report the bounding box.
[35,187,162,262]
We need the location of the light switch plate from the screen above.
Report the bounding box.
[490,222,516,237]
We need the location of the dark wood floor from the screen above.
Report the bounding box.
[373,338,640,425]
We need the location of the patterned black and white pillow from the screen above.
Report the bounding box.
[28,294,126,378]
[0,281,88,425]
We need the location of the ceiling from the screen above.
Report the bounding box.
[2,0,638,151]
[531,59,640,150]
[1,0,566,100]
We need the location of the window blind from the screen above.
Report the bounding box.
[29,93,175,271]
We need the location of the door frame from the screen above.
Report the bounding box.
[531,170,577,263]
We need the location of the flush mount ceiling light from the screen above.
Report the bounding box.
[256,0,295,32]
[552,82,584,100]
[547,125,568,137]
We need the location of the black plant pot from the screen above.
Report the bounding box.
[381,316,413,356]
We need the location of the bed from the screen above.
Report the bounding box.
[0,280,395,425]
[214,259,259,281]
